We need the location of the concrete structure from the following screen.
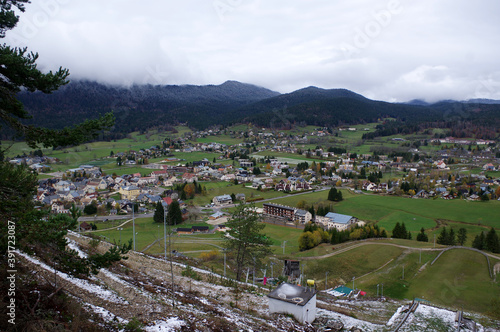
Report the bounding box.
[263,203,295,220]
[267,283,317,324]
[119,185,141,200]
[318,212,357,231]
[294,209,312,224]
[213,194,233,206]
[238,159,254,168]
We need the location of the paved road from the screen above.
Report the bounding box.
[78,213,153,222]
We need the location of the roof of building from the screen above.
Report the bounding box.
[294,209,309,216]
[328,285,354,297]
[215,194,232,201]
[324,212,354,224]
[267,283,316,307]
[210,211,225,219]
[192,226,209,231]
[263,203,295,211]
[122,185,140,191]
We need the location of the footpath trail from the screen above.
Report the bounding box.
[81,219,132,233]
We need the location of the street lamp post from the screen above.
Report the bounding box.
[168,209,175,308]
[252,256,256,285]
[223,249,227,278]
[163,205,167,260]
[132,203,135,251]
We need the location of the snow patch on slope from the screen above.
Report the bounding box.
[16,250,128,304]
[144,317,186,331]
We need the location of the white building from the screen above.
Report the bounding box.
[212,194,233,206]
[316,212,357,231]
[267,283,316,324]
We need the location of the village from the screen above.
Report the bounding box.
[7,126,497,228]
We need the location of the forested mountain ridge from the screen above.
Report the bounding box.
[15,80,280,134]
[12,81,500,139]
[242,87,500,139]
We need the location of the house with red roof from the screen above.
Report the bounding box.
[182,173,198,183]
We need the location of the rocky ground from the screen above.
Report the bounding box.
[15,231,500,331]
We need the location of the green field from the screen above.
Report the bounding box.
[258,188,342,208]
[427,221,496,247]
[303,244,404,285]
[408,250,499,313]
[378,211,436,233]
[355,248,500,315]
[334,193,500,228]
[291,240,500,316]
[87,216,303,257]
[3,132,166,170]
[262,223,303,255]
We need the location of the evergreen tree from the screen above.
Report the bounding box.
[308,205,315,219]
[457,228,467,246]
[416,227,429,242]
[166,201,183,225]
[328,187,337,201]
[485,227,500,253]
[83,201,97,215]
[392,222,402,238]
[222,203,272,280]
[400,222,408,239]
[316,205,324,217]
[153,201,164,223]
[437,227,448,245]
[472,232,485,250]
[0,37,113,149]
[330,228,340,244]
[447,228,456,246]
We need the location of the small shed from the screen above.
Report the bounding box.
[267,283,317,324]
[209,211,225,220]
[79,221,92,232]
[192,226,209,233]
[176,227,193,235]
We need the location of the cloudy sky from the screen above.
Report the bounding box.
[6,0,500,102]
